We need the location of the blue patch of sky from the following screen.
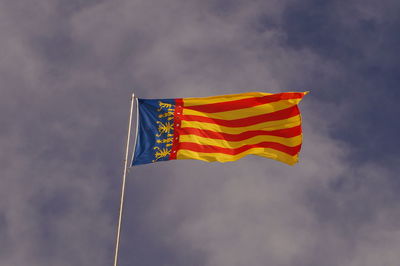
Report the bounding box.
[276,0,400,164]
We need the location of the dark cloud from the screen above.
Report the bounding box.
[280,0,400,164]
[1,0,399,265]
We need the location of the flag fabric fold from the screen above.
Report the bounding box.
[131,91,308,166]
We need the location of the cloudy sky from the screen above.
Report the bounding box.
[2,0,400,265]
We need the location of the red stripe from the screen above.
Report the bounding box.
[180,125,302,141]
[184,92,304,113]
[179,142,301,156]
[182,106,300,127]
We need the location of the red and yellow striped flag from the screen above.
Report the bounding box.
[132,91,308,166]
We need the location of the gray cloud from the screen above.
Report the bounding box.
[1,0,399,265]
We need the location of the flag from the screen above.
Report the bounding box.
[131,91,308,166]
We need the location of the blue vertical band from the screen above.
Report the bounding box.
[131,98,176,166]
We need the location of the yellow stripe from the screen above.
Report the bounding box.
[182,99,302,119]
[179,134,302,148]
[183,91,308,107]
[177,148,298,165]
[181,115,302,133]
[183,92,272,107]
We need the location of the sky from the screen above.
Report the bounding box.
[1,0,400,265]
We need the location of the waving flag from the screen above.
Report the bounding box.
[131,91,308,166]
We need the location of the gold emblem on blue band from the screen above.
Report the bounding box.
[152,101,175,162]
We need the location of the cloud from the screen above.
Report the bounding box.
[1,0,399,265]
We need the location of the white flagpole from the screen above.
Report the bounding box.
[113,93,135,266]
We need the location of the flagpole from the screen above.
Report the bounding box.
[113,93,135,266]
